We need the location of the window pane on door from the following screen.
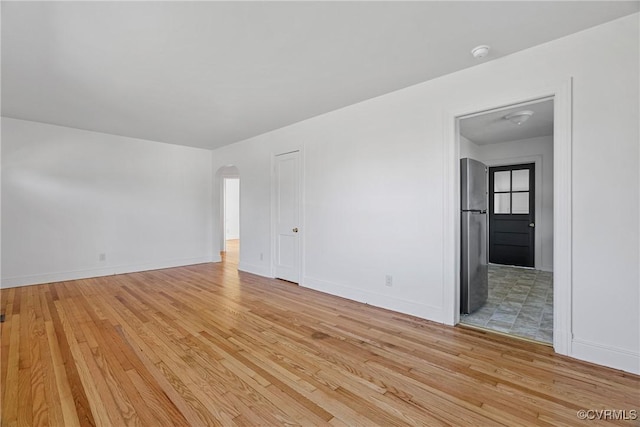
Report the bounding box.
[494,171,511,192]
[512,170,529,191]
[512,192,529,214]
[494,193,510,214]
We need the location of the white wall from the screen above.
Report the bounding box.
[464,136,554,271]
[1,118,214,287]
[459,135,481,159]
[224,178,240,240]
[211,14,639,373]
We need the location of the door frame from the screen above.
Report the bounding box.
[487,160,539,269]
[270,148,305,282]
[443,79,572,356]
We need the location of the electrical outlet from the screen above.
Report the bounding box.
[260,253,263,261]
[99,253,106,262]
[385,275,393,287]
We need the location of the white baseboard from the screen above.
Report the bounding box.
[1,256,216,288]
[552,327,572,356]
[302,275,444,323]
[238,262,272,277]
[571,338,640,375]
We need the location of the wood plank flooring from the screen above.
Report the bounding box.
[1,243,639,426]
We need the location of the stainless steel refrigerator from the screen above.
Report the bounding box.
[460,158,488,314]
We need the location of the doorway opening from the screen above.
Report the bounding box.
[217,165,240,265]
[458,98,554,344]
[223,177,240,264]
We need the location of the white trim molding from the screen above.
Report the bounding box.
[303,275,444,322]
[571,339,640,375]
[550,79,573,356]
[1,256,217,289]
[442,78,573,358]
[238,261,272,278]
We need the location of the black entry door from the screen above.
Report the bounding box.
[489,163,535,267]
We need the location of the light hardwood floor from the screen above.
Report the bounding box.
[1,244,638,426]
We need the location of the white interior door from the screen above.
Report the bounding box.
[274,151,300,283]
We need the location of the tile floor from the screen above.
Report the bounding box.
[460,265,553,344]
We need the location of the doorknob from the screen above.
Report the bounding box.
[529,223,535,228]
[292,227,299,233]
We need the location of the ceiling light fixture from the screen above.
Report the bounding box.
[471,45,490,59]
[504,110,534,125]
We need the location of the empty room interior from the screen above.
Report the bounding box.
[1,2,639,426]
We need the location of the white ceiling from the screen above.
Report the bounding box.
[460,99,554,145]
[2,1,638,150]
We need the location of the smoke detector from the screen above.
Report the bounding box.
[471,45,490,59]
[504,110,534,125]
